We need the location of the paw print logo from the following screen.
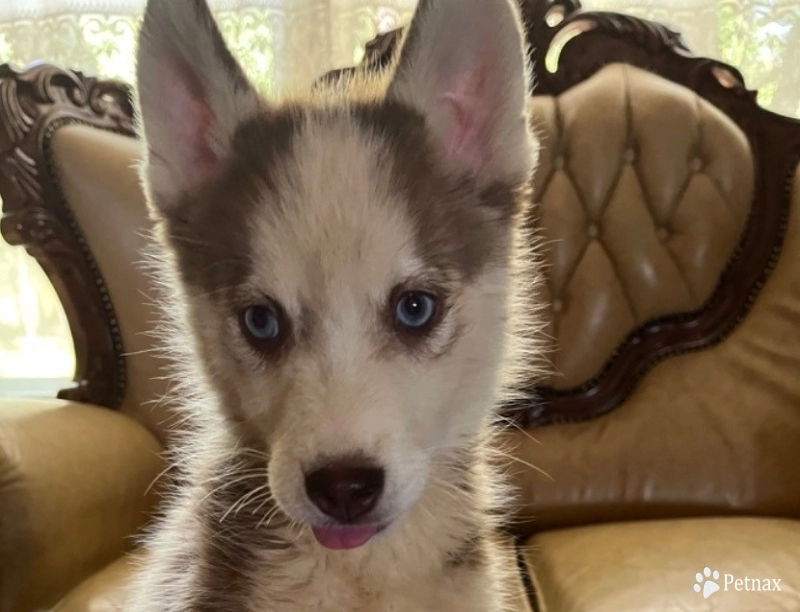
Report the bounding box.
[694,567,720,599]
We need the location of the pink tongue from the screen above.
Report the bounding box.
[312,525,378,550]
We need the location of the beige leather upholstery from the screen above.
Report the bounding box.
[502,162,800,533]
[523,517,800,611]
[530,64,754,388]
[0,399,163,612]
[51,126,171,442]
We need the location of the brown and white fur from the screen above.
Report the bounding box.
[129,0,540,609]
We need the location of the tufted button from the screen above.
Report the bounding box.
[657,227,671,242]
[624,148,637,164]
[587,223,600,239]
[690,157,704,172]
[552,298,565,314]
[553,155,566,171]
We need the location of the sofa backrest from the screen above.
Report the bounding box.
[512,5,800,532]
[504,67,800,533]
[506,161,800,532]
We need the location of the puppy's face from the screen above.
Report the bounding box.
[137,0,535,549]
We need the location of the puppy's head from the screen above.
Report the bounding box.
[137,0,537,550]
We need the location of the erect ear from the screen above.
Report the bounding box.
[387,0,535,185]
[135,0,262,211]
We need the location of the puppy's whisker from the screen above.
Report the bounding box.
[200,471,267,504]
[490,448,554,482]
[494,415,543,445]
[224,484,271,520]
[256,503,285,530]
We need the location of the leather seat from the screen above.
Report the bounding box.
[0,400,162,612]
[523,517,800,612]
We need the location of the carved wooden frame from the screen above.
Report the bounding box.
[320,0,800,427]
[0,63,136,408]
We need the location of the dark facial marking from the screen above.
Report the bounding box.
[161,108,302,299]
[352,101,524,282]
[445,534,486,571]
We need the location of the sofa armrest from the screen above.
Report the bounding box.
[0,398,163,612]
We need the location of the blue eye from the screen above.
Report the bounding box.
[242,304,281,341]
[394,292,438,330]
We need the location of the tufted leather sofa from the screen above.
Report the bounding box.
[508,65,800,611]
[2,2,800,611]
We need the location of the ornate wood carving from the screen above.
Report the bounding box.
[318,0,800,427]
[0,63,135,408]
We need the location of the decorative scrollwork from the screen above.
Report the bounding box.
[6,206,63,247]
[88,80,135,126]
[4,147,42,203]
[583,11,691,54]
[34,64,88,106]
[0,79,33,142]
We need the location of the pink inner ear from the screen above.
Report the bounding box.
[181,96,219,178]
[160,66,220,190]
[440,63,493,172]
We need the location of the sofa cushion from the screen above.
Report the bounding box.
[523,517,800,612]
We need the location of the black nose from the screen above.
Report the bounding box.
[305,461,385,523]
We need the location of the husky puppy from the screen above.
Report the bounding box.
[130,0,539,609]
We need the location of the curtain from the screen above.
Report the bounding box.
[0,0,417,94]
[0,0,798,393]
[0,0,796,113]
